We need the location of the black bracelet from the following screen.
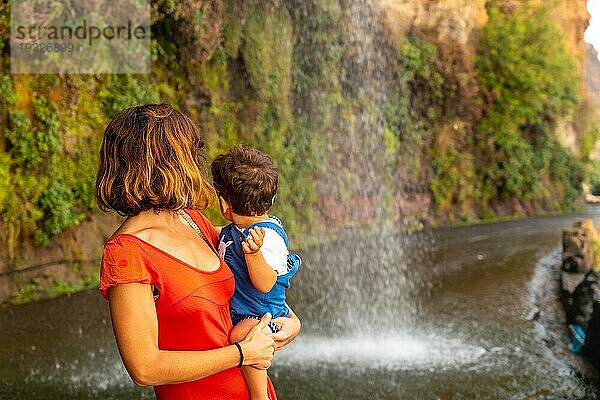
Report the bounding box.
[233,342,244,368]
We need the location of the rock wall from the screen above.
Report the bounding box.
[550,0,590,75]
[561,219,600,369]
[0,213,122,303]
[373,0,488,52]
[584,43,600,159]
[552,0,591,153]
[585,43,600,118]
[375,0,591,156]
[375,0,589,68]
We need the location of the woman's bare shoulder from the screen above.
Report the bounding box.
[110,213,167,242]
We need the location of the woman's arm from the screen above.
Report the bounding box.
[109,282,275,387]
[271,306,301,351]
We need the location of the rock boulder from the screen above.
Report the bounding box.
[560,219,600,369]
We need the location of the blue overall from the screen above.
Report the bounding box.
[218,216,301,331]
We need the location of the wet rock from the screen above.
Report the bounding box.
[564,272,600,331]
[561,271,587,294]
[560,219,600,369]
[586,301,600,368]
[579,272,600,366]
[562,226,594,273]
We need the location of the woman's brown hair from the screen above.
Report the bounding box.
[95,104,215,216]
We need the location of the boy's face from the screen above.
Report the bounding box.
[218,197,234,222]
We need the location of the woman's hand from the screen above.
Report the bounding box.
[240,313,276,369]
[272,307,301,351]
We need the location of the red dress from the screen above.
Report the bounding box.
[99,210,277,400]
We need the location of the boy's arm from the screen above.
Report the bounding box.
[242,227,277,293]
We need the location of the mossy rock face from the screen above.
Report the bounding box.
[0,0,596,260]
[563,226,594,274]
[561,219,600,368]
[241,3,292,113]
[0,0,314,260]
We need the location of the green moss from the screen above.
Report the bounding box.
[431,145,476,218]
[8,273,100,305]
[9,283,40,305]
[385,35,444,159]
[588,161,600,195]
[384,34,446,221]
[46,274,100,298]
[0,75,16,105]
[383,128,400,158]
[98,75,164,118]
[35,179,85,245]
[0,153,10,209]
[5,110,38,167]
[241,3,293,130]
[577,98,600,163]
[222,0,245,58]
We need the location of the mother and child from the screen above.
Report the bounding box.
[96,103,301,399]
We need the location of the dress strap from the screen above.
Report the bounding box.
[177,210,219,256]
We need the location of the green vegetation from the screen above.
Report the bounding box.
[0,0,598,271]
[588,160,600,196]
[9,273,100,305]
[474,4,582,212]
[46,274,100,298]
[0,72,173,254]
[385,36,444,181]
[0,1,327,257]
[423,2,594,221]
[8,283,39,305]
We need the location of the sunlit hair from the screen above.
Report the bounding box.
[211,145,277,216]
[95,104,215,216]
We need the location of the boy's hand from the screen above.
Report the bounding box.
[241,227,265,255]
[272,309,301,351]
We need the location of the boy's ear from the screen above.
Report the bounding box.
[219,196,230,212]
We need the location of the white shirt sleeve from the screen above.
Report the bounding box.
[260,228,289,276]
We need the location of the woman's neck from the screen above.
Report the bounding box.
[123,209,182,234]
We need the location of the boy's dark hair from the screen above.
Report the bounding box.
[211,145,278,216]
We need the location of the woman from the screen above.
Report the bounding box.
[95,104,300,399]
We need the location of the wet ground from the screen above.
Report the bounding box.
[2,210,600,399]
